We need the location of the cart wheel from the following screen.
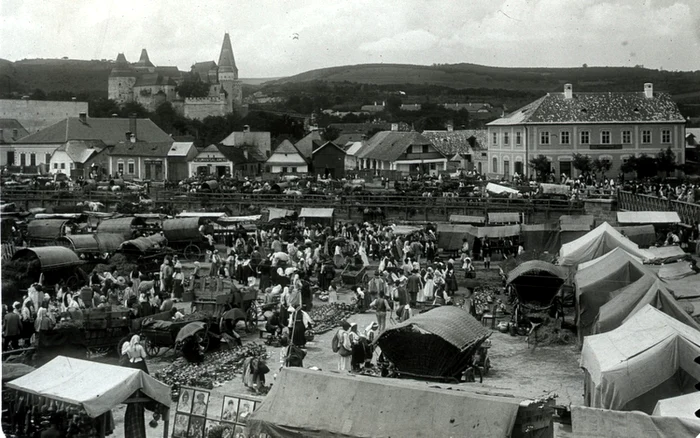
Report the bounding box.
[145,339,160,357]
[197,332,210,352]
[183,244,201,261]
[245,307,258,333]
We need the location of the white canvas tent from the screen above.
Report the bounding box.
[581,305,700,413]
[653,392,700,419]
[559,222,653,267]
[485,182,519,195]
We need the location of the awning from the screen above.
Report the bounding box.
[474,225,521,238]
[392,225,423,236]
[449,214,485,224]
[176,212,227,218]
[487,212,521,223]
[6,356,170,418]
[653,393,700,420]
[299,208,334,218]
[540,183,570,195]
[573,406,700,438]
[645,245,687,264]
[12,246,82,270]
[560,215,595,231]
[216,215,261,224]
[617,211,681,224]
[485,182,519,195]
[614,225,657,248]
[249,368,520,438]
[506,260,566,305]
[267,208,295,222]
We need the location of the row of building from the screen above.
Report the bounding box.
[0,82,692,181]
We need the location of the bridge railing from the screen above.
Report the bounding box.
[617,190,700,225]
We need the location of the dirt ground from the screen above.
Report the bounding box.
[107,259,582,437]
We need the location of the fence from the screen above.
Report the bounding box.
[1,242,16,260]
[617,190,700,225]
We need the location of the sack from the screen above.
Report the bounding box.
[331,330,341,353]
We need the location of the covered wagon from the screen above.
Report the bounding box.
[26,219,74,245]
[162,217,211,261]
[11,246,86,288]
[57,233,125,258]
[95,216,146,239]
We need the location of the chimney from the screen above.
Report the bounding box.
[129,113,137,141]
[564,83,573,99]
[78,112,87,124]
[243,125,250,133]
[125,131,132,142]
[644,83,653,98]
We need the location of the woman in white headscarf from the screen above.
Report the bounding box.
[34,307,54,332]
[123,334,149,373]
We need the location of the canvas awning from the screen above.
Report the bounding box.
[559,215,595,232]
[572,406,700,438]
[6,356,170,418]
[267,207,295,222]
[581,305,700,413]
[559,222,653,267]
[392,225,423,236]
[485,182,519,195]
[27,219,70,240]
[12,246,82,270]
[248,367,520,438]
[299,208,334,218]
[645,245,687,264]
[95,217,144,236]
[506,260,566,305]
[540,183,570,196]
[216,215,261,224]
[653,393,700,420]
[617,211,681,225]
[614,225,657,248]
[474,224,521,238]
[176,212,227,218]
[487,212,521,223]
[436,224,473,251]
[449,214,485,224]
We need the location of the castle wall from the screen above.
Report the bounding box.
[108,76,136,105]
[0,99,89,134]
[134,85,177,111]
[184,97,228,120]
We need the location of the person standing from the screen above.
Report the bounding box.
[123,335,149,374]
[482,239,492,270]
[370,291,392,333]
[406,269,423,306]
[445,264,458,296]
[3,302,22,350]
[335,321,353,371]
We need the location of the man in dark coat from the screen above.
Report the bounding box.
[406,270,422,306]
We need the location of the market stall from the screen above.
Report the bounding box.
[299,207,334,227]
[506,260,566,306]
[616,211,681,226]
[6,355,171,438]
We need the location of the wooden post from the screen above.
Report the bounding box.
[162,407,169,438]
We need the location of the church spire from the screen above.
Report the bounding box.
[136,48,154,68]
[217,33,238,79]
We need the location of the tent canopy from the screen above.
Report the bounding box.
[6,356,170,418]
[436,223,473,251]
[487,211,521,223]
[559,222,652,267]
[617,211,681,225]
[162,217,206,242]
[95,217,144,237]
[540,183,570,196]
[559,215,595,232]
[176,212,227,218]
[392,225,423,236]
[614,225,657,248]
[572,405,700,438]
[248,367,520,438]
[299,208,334,218]
[593,274,700,336]
[12,246,82,270]
[216,215,260,224]
[448,214,485,224]
[653,392,700,419]
[27,219,70,240]
[267,207,295,222]
[119,234,166,253]
[507,260,566,305]
[581,305,700,413]
[486,182,519,195]
[645,245,687,264]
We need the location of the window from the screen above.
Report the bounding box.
[540,131,550,145]
[45,153,51,164]
[662,130,671,143]
[54,163,58,169]
[422,145,429,154]
[642,130,651,144]
[6,151,14,165]
[492,157,498,173]
[60,163,65,169]
[504,132,509,145]
[117,162,124,174]
[30,153,36,166]
[20,154,26,166]
[492,132,498,145]
[561,131,570,144]
[12,129,18,139]
[504,160,510,176]
[282,167,288,173]
[515,131,522,145]
[127,161,135,174]
[580,131,590,144]
[622,130,631,144]
[429,163,436,170]
[291,167,297,173]
[601,130,610,144]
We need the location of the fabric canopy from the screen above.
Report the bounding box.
[216,215,261,224]
[572,406,700,438]
[436,224,473,251]
[299,208,334,218]
[653,393,700,419]
[12,246,82,270]
[473,225,521,238]
[593,274,700,336]
[6,356,170,418]
[506,260,566,305]
[267,207,295,222]
[657,262,696,281]
[581,305,700,413]
[520,224,560,254]
[617,211,681,224]
[614,225,657,248]
[448,214,485,224]
[248,367,520,438]
[559,222,652,267]
[487,212,521,223]
[645,245,687,264]
[392,225,423,236]
[559,215,595,232]
[540,183,570,196]
[485,182,519,195]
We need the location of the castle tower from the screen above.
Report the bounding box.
[134,48,155,72]
[108,53,136,104]
[217,33,242,112]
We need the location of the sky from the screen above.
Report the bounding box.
[1,0,699,78]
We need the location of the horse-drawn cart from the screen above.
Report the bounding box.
[138,312,219,357]
[162,217,212,261]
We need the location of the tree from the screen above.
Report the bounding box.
[636,153,658,179]
[571,153,592,177]
[321,126,340,142]
[89,98,121,118]
[529,155,552,182]
[119,102,149,118]
[592,157,612,180]
[655,147,677,177]
[385,95,402,112]
[176,72,210,98]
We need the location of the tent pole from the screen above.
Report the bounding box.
[162,408,169,438]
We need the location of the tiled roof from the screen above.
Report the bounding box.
[295,131,322,159]
[215,144,267,164]
[356,131,439,162]
[488,91,684,126]
[344,141,363,156]
[110,141,173,157]
[312,141,346,156]
[54,140,106,163]
[167,142,195,157]
[134,73,177,87]
[422,129,488,155]
[334,132,365,146]
[17,117,173,145]
[0,119,30,142]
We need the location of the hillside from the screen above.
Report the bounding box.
[267,63,700,95]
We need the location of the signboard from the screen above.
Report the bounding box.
[589,144,622,150]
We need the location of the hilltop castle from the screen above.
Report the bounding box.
[108,33,243,119]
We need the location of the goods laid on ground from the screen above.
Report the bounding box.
[155,343,267,391]
[308,303,358,334]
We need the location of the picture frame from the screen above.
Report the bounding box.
[220,396,240,423]
[233,424,248,438]
[236,399,254,424]
[219,423,235,438]
[187,415,206,438]
[204,420,221,438]
[172,413,190,438]
[176,387,194,414]
[191,389,210,417]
